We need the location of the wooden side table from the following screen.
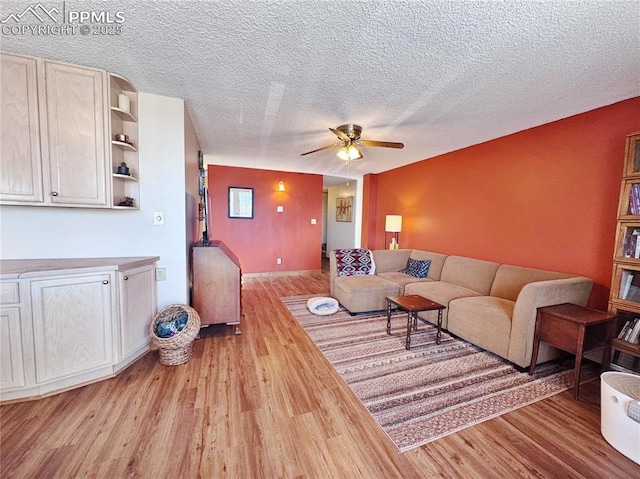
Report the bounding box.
[528,303,617,400]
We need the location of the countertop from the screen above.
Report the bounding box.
[0,257,160,279]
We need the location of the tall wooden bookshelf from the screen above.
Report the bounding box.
[609,131,640,373]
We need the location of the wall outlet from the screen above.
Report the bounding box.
[276,258,282,265]
[311,218,317,224]
[155,267,166,281]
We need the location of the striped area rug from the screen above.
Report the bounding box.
[281,295,597,452]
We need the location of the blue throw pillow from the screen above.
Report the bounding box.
[400,258,431,278]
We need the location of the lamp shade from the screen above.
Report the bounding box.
[385,215,402,232]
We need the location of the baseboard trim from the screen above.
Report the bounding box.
[243,269,322,278]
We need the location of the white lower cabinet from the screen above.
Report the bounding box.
[116,264,156,371]
[0,306,26,391]
[0,257,158,403]
[31,273,115,388]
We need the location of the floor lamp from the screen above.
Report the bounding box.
[385,215,402,250]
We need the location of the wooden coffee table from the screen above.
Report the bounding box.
[386,295,446,349]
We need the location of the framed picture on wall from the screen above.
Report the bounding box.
[228,187,254,219]
[336,196,353,222]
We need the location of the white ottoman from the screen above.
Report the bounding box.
[601,371,640,464]
[307,297,339,316]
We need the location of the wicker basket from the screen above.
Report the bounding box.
[150,304,201,366]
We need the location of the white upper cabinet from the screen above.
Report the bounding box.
[0,53,43,203]
[0,52,139,209]
[41,60,110,207]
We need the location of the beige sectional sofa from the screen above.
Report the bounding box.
[329,249,593,368]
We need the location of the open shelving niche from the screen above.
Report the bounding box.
[108,73,139,209]
[609,131,640,373]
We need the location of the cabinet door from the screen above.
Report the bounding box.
[0,307,26,391]
[117,265,156,365]
[41,61,110,207]
[30,273,114,384]
[0,53,43,203]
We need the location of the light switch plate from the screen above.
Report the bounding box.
[155,268,166,281]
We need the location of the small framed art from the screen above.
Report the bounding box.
[336,196,353,222]
[228,187,254,219]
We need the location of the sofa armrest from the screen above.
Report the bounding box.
[507,277,593,367]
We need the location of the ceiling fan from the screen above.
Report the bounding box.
[300,124,404,164]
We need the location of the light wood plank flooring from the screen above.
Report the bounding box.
[1,273,638,478]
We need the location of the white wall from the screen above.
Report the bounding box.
[137,92,189,307]
[326,180,361,252]
[0,92,190,309]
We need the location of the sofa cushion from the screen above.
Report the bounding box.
[405,280,483,329]
[401,258,431,278]
[447,296,515,359]
[440,256,500,295]
[333,275,400,313]
[490,264,572,301]
[408,250,448,280]
[377,272,432,294]
[372,249,412,273]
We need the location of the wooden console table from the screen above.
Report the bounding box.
[192,241,242,334]
[529,303,616,400]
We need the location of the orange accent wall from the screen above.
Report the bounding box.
[361,174,378,249]
[367,97,640,309]
[208,166,323,273]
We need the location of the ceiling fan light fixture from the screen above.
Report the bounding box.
[300,123,403,163]
[337,144,363,162]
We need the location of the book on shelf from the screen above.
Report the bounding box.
[630,184,640,215]
[618,319,633,339]
[617,318,640,344]
[626,228,640,258]
[621,271,633,298]
[628,319,640,343]
[619,271,640,300]
[621,272,640,301]
[624,234,635,257]
[622,228,640,259]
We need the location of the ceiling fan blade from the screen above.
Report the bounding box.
[359,140,405,149]
[329,127,350,142]
[300,143,341,156]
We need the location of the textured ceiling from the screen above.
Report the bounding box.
[2,0,639,182]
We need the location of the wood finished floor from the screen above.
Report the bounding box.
[1,272,638,478]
